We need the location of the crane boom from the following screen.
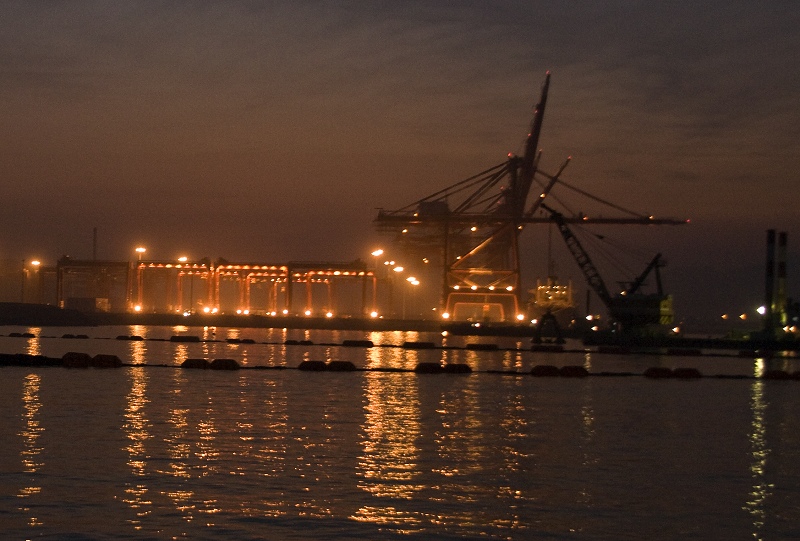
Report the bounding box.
[542,204,613,306]
[504,72,550,218]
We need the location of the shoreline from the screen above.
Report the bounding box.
[1,302,798,352]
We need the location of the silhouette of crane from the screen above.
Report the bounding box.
[375,73,687,323]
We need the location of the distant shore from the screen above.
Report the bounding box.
[1,302,798,351]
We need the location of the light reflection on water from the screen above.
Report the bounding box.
[24,327,41,356]
[356,372,422,505]
[747,377,770,540]
[122,367,152,529]
[1,327,800,539]
[17,373,44,528]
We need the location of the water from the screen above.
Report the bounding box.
[1,325,800,540]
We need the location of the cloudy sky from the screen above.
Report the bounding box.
[1,1,798,323]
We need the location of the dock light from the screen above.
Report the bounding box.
[371,249,384,257]
[134,305,142,312]
[516,313,525,321]
[393,266,404,273]
[470,285,478,290]
[739,314,747,320]
[304,309,312,316]
[442,312,450,319]
[203,307,211,313]
[135,247,146,261]
[243,309,250,315]
[178,256,188,263]
[282,309,289,315]
[531,318,538,325]
[31,260,41,267]
[236,309,242,314]
[212,307,218,314]
[757,306,767,316]
[506,286,513,291]
[370,311,379,318]
[325,311,333,318]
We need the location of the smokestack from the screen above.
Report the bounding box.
[777,231,788,326]
[765,229,776,331]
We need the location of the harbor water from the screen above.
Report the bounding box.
[1,325,799,540]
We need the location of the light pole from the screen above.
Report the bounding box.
[370,249,383,315]
[30,260,41,304]
[391,265,403,318]
[177,256,189,313]
[134,247,146,312]
[402,275,419,319]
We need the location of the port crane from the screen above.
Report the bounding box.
[542,203,673,330]
[375,73,686,322]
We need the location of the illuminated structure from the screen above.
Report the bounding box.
[375,73,686,323]
[134,259,375,316]
[529,278,574,315]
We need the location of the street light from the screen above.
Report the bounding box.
[21,260,42,304]
[177,256,190,313]
[402,275,419,319]
[370,249,384,315]
[135,246,146,261]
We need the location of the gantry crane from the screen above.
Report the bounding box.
[374,73,686,323]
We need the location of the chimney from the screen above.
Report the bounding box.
[776,231,788,326]
[765,229,776,332]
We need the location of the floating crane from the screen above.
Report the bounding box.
[542,203,673,330]
[374,73,687,323]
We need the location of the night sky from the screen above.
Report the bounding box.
[1,1,798,324]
